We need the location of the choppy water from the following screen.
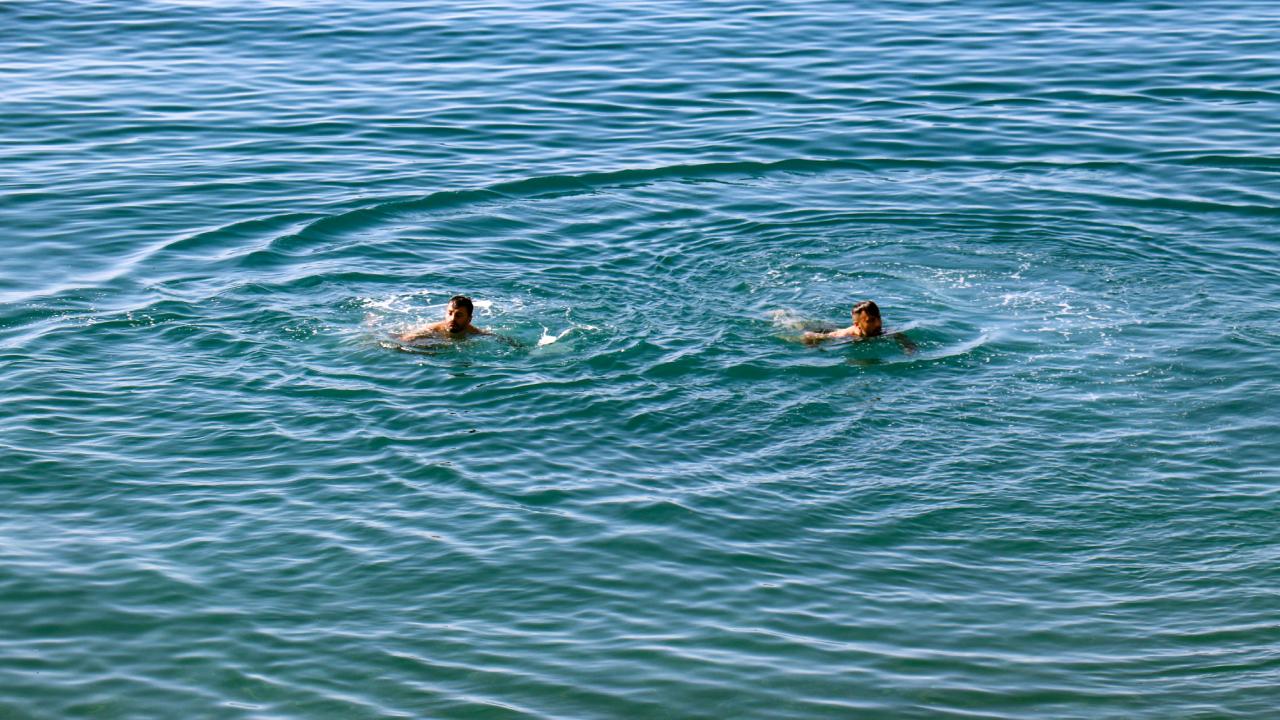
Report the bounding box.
[3,1,1280,717]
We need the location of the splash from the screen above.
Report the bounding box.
[537,327,572,347]
[537,324,597,347]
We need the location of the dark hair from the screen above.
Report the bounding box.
[852,300,880,319]
[448,295,474,314]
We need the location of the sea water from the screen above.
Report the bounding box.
[2,1,1279,717]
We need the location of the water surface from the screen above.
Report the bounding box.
[2,1,1279,717]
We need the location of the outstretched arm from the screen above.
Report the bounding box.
[893,332,917,355]
[493,333,525,348]
[470,326,527,348]
[804,326,855,344]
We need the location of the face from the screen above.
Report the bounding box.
[853,310,882,335]
[443,303,472,332]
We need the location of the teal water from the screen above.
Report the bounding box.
[3,1,1279,717]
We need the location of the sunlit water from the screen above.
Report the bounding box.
[3,1,1279,717]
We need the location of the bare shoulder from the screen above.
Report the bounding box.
[399,322,444,342]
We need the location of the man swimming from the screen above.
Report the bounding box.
[803,300,883,342]
[398,295,490,342]
[803,300,916,352]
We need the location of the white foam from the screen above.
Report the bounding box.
[361,293,507,323]
[537,327,569,346]
[537,324,597,347]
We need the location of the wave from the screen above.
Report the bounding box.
[25,147,1256,312]
[140,155,1159,267]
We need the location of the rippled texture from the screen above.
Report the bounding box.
[3,1,1279,717]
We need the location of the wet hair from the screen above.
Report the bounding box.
[448,295,474,314]
[852,300,880,319]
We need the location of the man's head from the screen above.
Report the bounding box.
[443,295,474,333]
[851,300,882,336]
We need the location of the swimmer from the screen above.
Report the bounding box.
[398,295,490,342]
[803,300,916,353]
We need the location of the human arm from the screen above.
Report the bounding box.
[804,326,857,344]
[893,332,917,355]
[469,326,527,348]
